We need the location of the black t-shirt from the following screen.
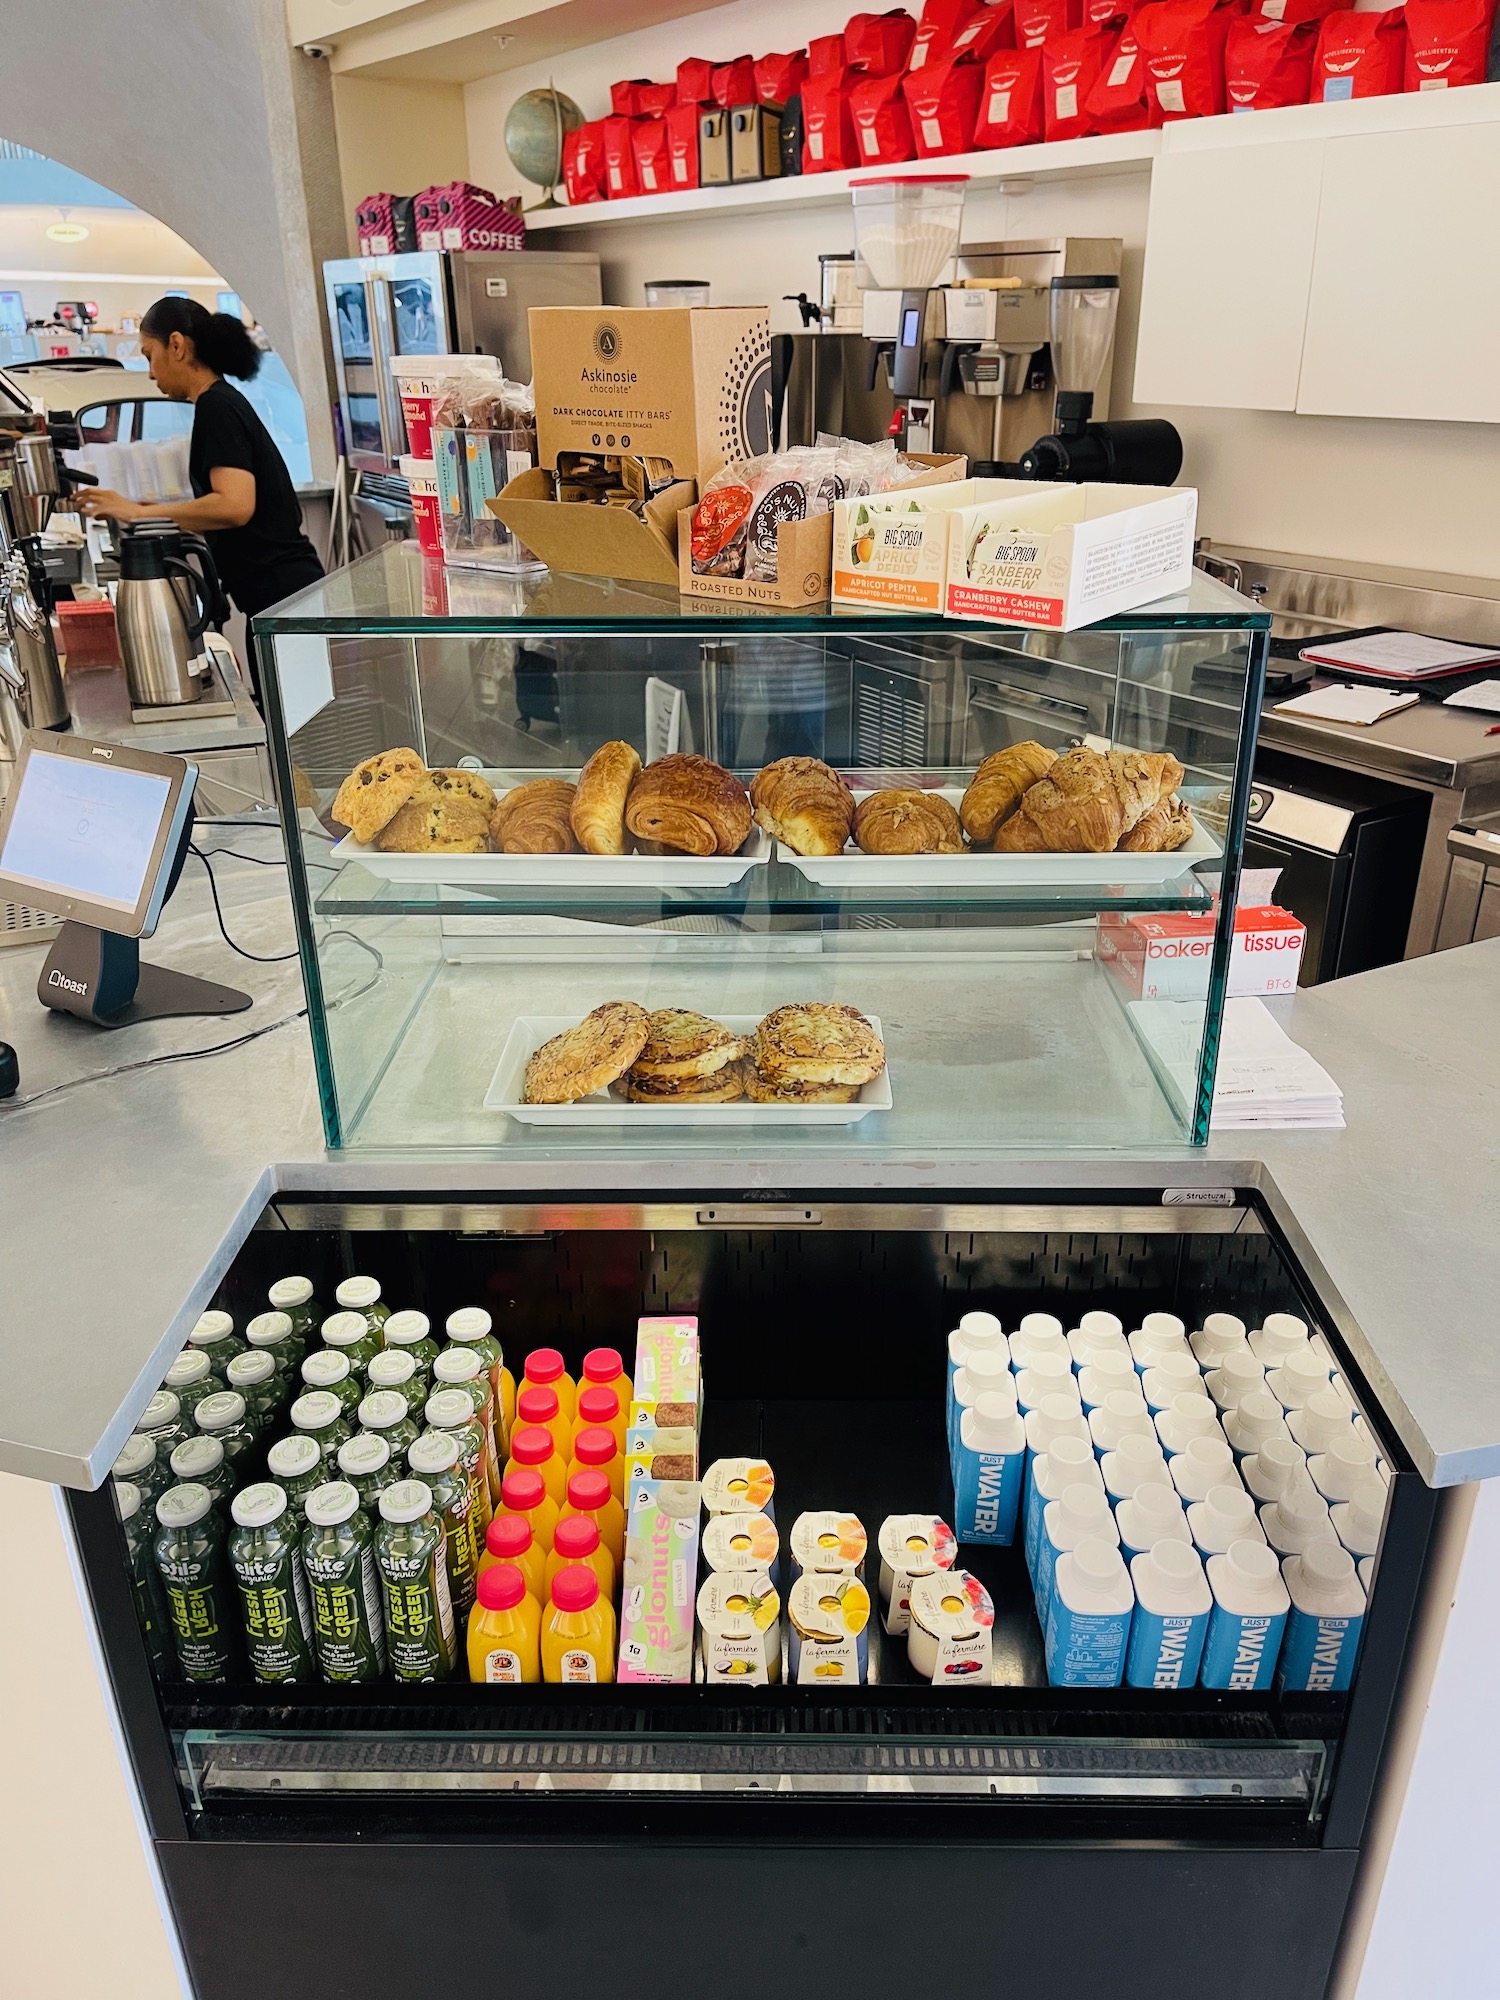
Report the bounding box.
[188,378,322,617]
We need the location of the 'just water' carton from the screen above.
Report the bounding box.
[1036,1482,1119,1624]
[1277,1543,1366,1693]
[946,1312,1007,1454]
[1045,1538,1134,1687]
[1126,1541,1211,1689]
[1200,1541,1289,1691]
[952,1390,1025,1547]
[1024,1435,1099,1582]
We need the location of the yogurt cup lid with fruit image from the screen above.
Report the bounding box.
[788,1571,871,1643]
[702,1510,780,1574]
[701,1457,775,1517]
[790,1509,868,1575]
[878,1512,957,1580]
[697,1570,781,1641]
[909,1570,995,1646]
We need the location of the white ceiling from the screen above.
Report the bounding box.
[311,0,729,84]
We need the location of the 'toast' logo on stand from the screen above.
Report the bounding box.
[48,968,89,994]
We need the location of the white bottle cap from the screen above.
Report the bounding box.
[1190,1485,1264,1554]
[961,1390,1023,1451]
[1070,1324,1130,1368]
[1171,1433,1239,1502]
[1246,1435,1308,1502]
[269,1277,315,1310]
[170,1435,225,1482]
[302,1350,350,1389]
[322,1311,372,1351]
[291,1390,344,1433]
[408,1430,462,1476]
[1256,1311,1309,1356]
[1142,1354,1207,1411]
[338,1433,391,1478]
[1268,1348,1333,1410]
[336,1277,382,1310]
[424,1387,475,1430]
[433,1347,483,1385]
[1009,1324,1069,1371]
[1156,1396,1225,1455]
[1077,1354,1136,1408]
[1089,1390,1155,1454]
[1333,1479,1386,1556]
[959,1310,1004,1342]
[268,1434,321,1480]
[1289,1389,1355,1455]
[1309,1430,1377,1502]
[1130,1326,1191,1370]
[1015,1355,1078,1412]
[1025,1394,1090,1455]
[1016,1312,1064,1343]
[112,1436,157,1483]
[1207,1350,1266,1409]
[114,1481,142,1522]
[246,1311,295,1349]
[1358,1556,1375,1593]
[1116,1482,1190,1553]
[1140,1311,1186,1341]
[360,1390,412,1432]
[1262,1478,1332,1554]
[379,1478,433,1524]
[189,1310,236,1348]
[368,1350,417,1390]
[156,1483,213,1529]
[1078,1310,1124,1340]
[1131,1537,1210,1615]
[447,1306,493,1339]
[137,1390,181,1432]
[305,1479,362,1528]
[1038,1435,1100,1495]
[195,1391,247,1433]
[1048,1482,1118,1549]
[1207,1538,1288,1614]
[166,1350,213,1388]
[384,1310,432,1346]
[1226,1389,1292,1454]
[1101,1433,1171,1499]
[1200,1311,1247,1346]
[1284,1538,1363,1614]
[228,1351,275,1390]
[1057,1535,1131,1612]
[231,1482,289,1529]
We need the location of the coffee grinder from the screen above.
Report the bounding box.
[1018,275,1183,484]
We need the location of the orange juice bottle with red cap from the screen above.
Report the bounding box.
[544,1512,615,1603]
[570,1423,623,1505]
[542,1565,616,1684]
[516,1382,572,1463]
[498,1464,558,1556]
[510,1422,568,1509]
[467,1562,541,1683]
[524,1347,575,1424]
[561,1467,625,1572]
[479,1509,547,1605]
[582,1346,631,1417]
[575,1383,625,1453]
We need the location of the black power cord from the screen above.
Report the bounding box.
[190,843,300,962]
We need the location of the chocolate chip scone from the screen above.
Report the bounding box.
[331,748,426,844]
[524,1001,651,1104]
[375,797,490,853]
[412,767,497,815]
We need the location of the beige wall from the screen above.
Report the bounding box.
[331,74,471,248]
[463,0,1500,579]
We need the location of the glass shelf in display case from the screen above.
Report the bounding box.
[254,546,1268,1156]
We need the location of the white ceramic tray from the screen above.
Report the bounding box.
[484,1015,891,1127]
[775,788,1221,889]
[331,769,768,888]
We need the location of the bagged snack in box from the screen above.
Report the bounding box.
[975,44,1046,141]
[757,50,810,101]
[850,70,918,162]
[1136,0,1235,118]
[602,116,643,197]
[1404,0,1493,88]
[846,9,920,73]
[1225,15,1318,107]
[819,433,904,497]
[952,1,1019,57]
[664,103,702,186]
[910,0,989,68]
[711,55,756,104]
[904,53,987,155]
[1043,28,1106,137]
[632,118,671,192]
[676,56,715,102]
[1312,5,1405,96]
[1085,19,1159,130]
[1017,0,1083,44]
[803,72,859,170]
[810,31,848,72]
[692,439,906,583]
[567,123,608,204]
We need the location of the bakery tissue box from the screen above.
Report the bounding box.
[1099,905,1307,1000]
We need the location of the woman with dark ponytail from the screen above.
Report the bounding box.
[81,296,322,694]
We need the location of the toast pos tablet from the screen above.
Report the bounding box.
[0,729,251,1024]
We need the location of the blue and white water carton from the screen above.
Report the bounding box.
[952,1392,1025,1547]
[1125,1542,1211,1689]
[1200,1542,1289,1690]
[1045,1537,1133,1687]
[1277,1543,1366,1693]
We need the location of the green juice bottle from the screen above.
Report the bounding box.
[267,1277,320,1358]
[266,1433,327,1508]
[408,1429,480,1624]
[135,1390,188,1457]
[154,1483,238,1682]
[227,1350,285,1431]
[168,1434,235,1511]
[163,1349,223,1424]
[245,1310,303,1386]
[187,1309,247,1370]
[382,1312,439,1406]
[193,1390,258,1476]
[300,1348,363,1417]
[320,1311,383,1382]
[290,1390,353,1466]
[112,1434,171,1513]
[359,1388,420,1463]
[302,1480,387,1683]
[115,1480,170,1677]
[334,1275,391,1342]
[337,1432,399,1514]
[229,1483,316,1683]
[375,1479,455,1682]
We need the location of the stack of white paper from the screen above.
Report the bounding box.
[1129,997,1345,1130]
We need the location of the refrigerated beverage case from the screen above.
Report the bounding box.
[1100,1433,1172,1506]
[229,1483,315,1683]
[226,1350,283,1431]
[290,1389,354,1464]
[1189,1311,1248,1369]
[1249,1311,1309,1367]
[113,1434,171,1512]
[542,1565,616,1683]
[114,1481,170,1676]
[193,1391,256,1476]
[408,1429,481,1622]
[481,1511,547,1604]
[1115,1480,1191,1562]
[1045,1538,1133,1688]
[302,1480,386,1682]
[570,1423,623,1505]
[1024,1434,1099,1581]
[1278,1542,1366,1692]
[953,1389,1025,1547]
[266,1432,325,1506]
[1155,1394,1226,1458]
[1125,1541,1210,1689]
[424,1388,496,1533]
[524,1347,576,1425]
[136,1390,187,1454]
[509,1421,567,1510]
[375,1480,455,1681]
[169,1435,234,1510]
[164,1349,222,1422]
[301,1349,362,1415]
[1200,1541,1289,1690]
[267,1277,320,1351]
[246,1310,303,1383]
[188,1310,246,1368]
[559,1467,622,1571]
[321,1310,382,1380]
[334,1275,390,1342]
[154,1483,238,1682]
[502,1465,560,1556]
[358,1388,421,1461]
[1037,1483,1119,1622]
[446,1307,515,1454]
[1089,1390,1155,1456]
[468,1562,541,1683]
[544,1513,615,1602]
[433,1347,500,1503]
[516,1382,571,1463]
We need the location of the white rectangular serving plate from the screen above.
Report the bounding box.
[330,768,769,888]
[776,788,1221,888]
[485,1015,891,1126]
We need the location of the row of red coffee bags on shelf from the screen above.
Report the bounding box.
[565,0,1496,201]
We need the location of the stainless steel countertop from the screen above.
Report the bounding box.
[1258,690,1500,791]
[1,835,1496,1491]
[67,659,266,759]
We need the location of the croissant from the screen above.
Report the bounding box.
[750,756,855,856]
[489,778,579,854]
[853,788,964,856]
[960,741,1058,847]
[624,753,753,857]
[571,741,641,855]
[1117,794,1194,854]
[992,747,1185,854]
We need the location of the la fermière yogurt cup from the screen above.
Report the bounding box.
[877,1513,958,1635]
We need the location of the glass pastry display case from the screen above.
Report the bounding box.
[254,545,1268,1153]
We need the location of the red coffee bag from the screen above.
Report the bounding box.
[1017,0,1084,46]
[756,51,810,103]
[802,71,860,170]
[601,116,643,198]
[565,122,608,205]
[909,0,989,69]
[664,103,702,188]
[850,70,919,162]
[676,57,715,104]
[611,80,649,115]
[1135,0,1234,119]
[847,9,920,71]
[974,43,1047,141]
[810,32,848,73]
[1085,19,1159,129]
[952,0,1020,58]
[1043,26,1106,134]
[1247,0,1338,26]
[1404,0,1495,89]
[638,83,677,116]
[711,56,756,106]
[631,117,672,194]
[1313,6,1406,97]
[1225,15,1317,107]
[904,51,987,153]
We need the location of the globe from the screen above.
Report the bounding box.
[504,88,584,207]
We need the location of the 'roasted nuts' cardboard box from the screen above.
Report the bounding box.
[529,306,771,484]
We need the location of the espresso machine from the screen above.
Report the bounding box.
[0,375,92,740]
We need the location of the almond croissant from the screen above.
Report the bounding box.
[992,747,1185,854]
[1117,793,1194,853]
[853,787,964,855]
[750,756,855,856]
[960,741,1059,847]
[623,753,753,857]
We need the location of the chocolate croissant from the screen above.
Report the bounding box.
[1117,793,1194,853]
[960,741,1058,847]
[750,756,855,856]
[993,747,1185,854]
[624,753,753,857]
[853,788,964,855]
[489,778,579,854]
